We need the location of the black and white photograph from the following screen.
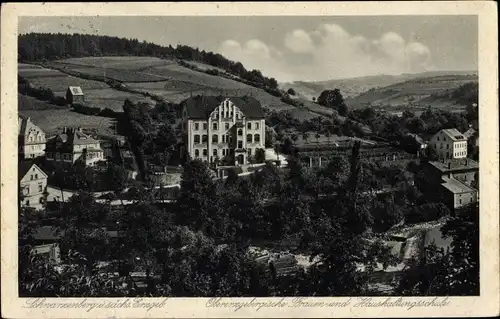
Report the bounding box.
[1,2,499,318]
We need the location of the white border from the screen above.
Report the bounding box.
[1,2,499,318]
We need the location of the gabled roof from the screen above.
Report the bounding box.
[440,128,466,141]
[47,128,101,152]
[18,116,44,137]
[463,128,478,139]
[182,95,265,119]
[428,158,479,172]
[67,86,84,96]
[407,133,426,144]
[19,162,47,181]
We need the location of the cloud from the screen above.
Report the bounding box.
[218,23,434,82]
[284,29,314,53]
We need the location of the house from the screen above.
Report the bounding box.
[45,127,106,168]
[424,158,479,191]
[18,116,46,159]
[440,177,478,212]
[406,133,427,150]
[181,95,266,166]
[429,128,468,160]
[32,243,61,265]
[463,128,479,148]
[19,162,47,210]
[66,86,85,104]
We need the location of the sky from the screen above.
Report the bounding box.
[19,16,478,82]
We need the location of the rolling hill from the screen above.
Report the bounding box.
[282,71,478,112]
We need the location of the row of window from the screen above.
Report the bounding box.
[23,197,44,207]
[193,121,260,131]
[46,152,103,160]
[454,151,467,157]
[193,147,255,158]
[194,134,260,144]
[23,184,44,194]
[27,135,44,142]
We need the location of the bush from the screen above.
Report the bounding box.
[73,103,101,116]
[406,203,450,223]
[98,108,117,118]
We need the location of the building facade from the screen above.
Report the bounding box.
[18,116,46,159]
[181,96,266,166]
[429,128,468,160]
[19,162,47,210]
[441,177,478,212]
[66,86,85,104]
[45,127,105,168]
[424,158,479,189]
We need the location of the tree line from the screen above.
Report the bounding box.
[18,33,278,90]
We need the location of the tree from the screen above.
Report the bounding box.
[287,88,296,95]
[302,132,309,144]
[177,159,223,237]
[397,203,479,296]
[254,148,266,163]
[315,133,321,143]
[317,89,348,116]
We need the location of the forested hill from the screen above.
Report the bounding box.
[18,33,278,90]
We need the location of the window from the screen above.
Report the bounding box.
[202,134,208,143]
[222,135,225,143]
[446,144,449,149]
[195,123,199,130]
[437,137,439,141]
[225,123,230,130]
[470,198,473,203]
[238,141,243,149]
[247,122,252,130]
[203,149,208,156]
[212,122,218,130]
[459,199,462,204]
[194,135,200,144]
[26,200,30,207]
[30,175,33,181]
[35,174,38,179]
[222,149,226,156]
[247,134,253,143]
[254,134,260,143]
[238,129,243,136]
[39,197,44,204]
[226,135,230,143]
[255,122,260,130]
[247,148,252,156]
[38,185,43,192]
[212,135,219,143]
[25,187,30,195]
[203,123,207,130]
[195,149,200,157]
[213,149,217,157]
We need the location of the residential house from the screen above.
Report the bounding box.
[19,162,47,210]
[18,116,46,159]
[66,86,85,104]
[406,133,427,150]
[440,177,478,212]
[429,128,468,160]
[32,243,61,265]
[45,127,106,168]
[181,95,266,166]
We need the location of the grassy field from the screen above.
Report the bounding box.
[19,63,154,111]
[20,57,325,125]
[19,107,116,137]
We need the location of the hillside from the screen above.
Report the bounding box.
[282,71,478,103]
[345,73,478,113]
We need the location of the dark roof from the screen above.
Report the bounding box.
[182,95,265,119]
[429,158,479,172]
[19,162,46,180]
